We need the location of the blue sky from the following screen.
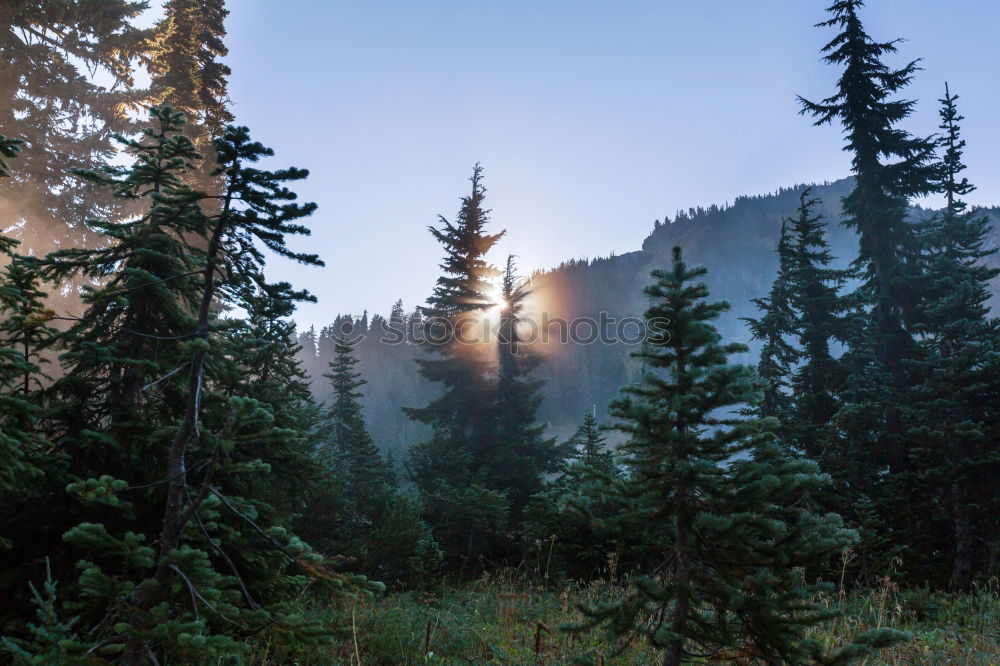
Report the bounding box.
[219,1,1000,328]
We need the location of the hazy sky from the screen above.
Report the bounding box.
[220,1,1000,329]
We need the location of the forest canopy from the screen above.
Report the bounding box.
[0,1,997,664]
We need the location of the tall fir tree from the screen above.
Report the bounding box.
[492,255,561,517]
[744,219,798,422]
[748,189,859,525]
[323,331,394,510]
[405,164,509,570]
[905,86,1000,588]
[785,190,853,463]
[578,247,899,665]
[799,0,939,477]
[304,331,440,584]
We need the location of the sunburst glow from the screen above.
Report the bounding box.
[486,284,508,314]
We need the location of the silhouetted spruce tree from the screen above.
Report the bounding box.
[493,256,561,517]
[323,332,394,509]
[578,247,900,665]
[784,190,853,463]
[905,86,1000,588]
[799,0,939,479]
[388,298,406,334]
[405,164,508,571]
[523,411,624,580]
[303,328,440,584]
[566,411,615,476]
[744,219,797,422]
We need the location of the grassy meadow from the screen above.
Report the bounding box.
[246,572,1000,665]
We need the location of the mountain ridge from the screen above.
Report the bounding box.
[298,177,1000,452]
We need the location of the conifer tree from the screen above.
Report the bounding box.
[579,247,899,665]
[216,281,324,515]
[0,253,57,505]
[905,86,1000,588]
[304,327,440,584]
[785,190,853,461]
[1,108,380,663]
[388,298,406,332]
[493,255,561,516]
[0,3,148,249]
[0,256,55,395]
[405,164,508,569]
[566,411,615,476]
[744,219,797,422]
[747,190,863,525]
[323,332,393,509]
[1,105,212,656]
[799,0,939,476]
[524,411,622,580]
[0,136,52,507]
[146,0,232,151]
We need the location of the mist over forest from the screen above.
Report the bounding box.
[0,2,998,664]
[304,178,1000,455]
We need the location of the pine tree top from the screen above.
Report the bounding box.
[424,164,505,317]
[799,0,939,204]
[614,246,760,467]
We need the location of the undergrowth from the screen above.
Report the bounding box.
[245,572,1000,665]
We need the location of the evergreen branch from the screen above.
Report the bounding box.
[208,486,299,563]
[109,269,207,296]
[174,455,217,540]
[190,500,260,611]
[49,317,197,341]
[83,633,125,657]
[141,363,191,392]
[168,564,247,628]
[125,458,210,492]
[170,564,200,621]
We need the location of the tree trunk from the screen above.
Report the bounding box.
[121,198,230,664]
[664,498,689,666]
[950,483,973,590]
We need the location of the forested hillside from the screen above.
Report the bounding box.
[300,178,1000,450]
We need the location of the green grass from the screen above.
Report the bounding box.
[245,573,1000,665]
